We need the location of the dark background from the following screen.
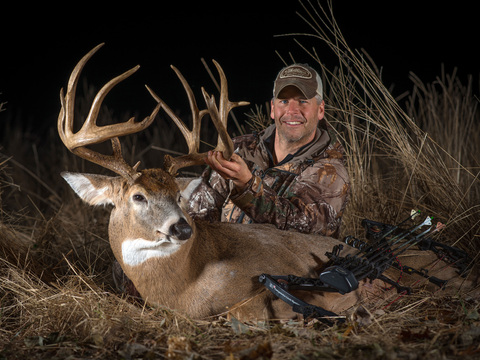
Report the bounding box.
[1,1,478,132]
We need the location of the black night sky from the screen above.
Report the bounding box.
[1,1,478,133]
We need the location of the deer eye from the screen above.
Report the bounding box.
[132,193,146,203]
[176,192,183,203]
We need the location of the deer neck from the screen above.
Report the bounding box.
[113,221,211,302]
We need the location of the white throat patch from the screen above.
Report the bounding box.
[121,238,180,266]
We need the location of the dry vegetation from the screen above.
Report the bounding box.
[1,1,479,359]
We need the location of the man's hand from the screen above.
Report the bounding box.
[205,151,252,191]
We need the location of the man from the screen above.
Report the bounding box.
[187,63,350,237]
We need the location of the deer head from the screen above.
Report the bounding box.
[59,43,249,267]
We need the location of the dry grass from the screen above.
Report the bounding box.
[292,1,480,245]
[1,1,479,359]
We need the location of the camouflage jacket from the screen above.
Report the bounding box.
[187,124,350,237]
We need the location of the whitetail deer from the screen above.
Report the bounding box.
[59,44,477,320]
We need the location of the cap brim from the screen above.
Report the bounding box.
[274,81,316,99]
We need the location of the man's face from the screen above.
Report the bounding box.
[270,85,325,147]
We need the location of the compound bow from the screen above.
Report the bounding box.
[259,210,472,325]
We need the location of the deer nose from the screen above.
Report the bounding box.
[169,218,192,240]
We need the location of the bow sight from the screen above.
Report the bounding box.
[259,211,472,325]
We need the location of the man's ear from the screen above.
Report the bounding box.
[270,99,275,120]
[317,100,325,120]
[61,172,117,206]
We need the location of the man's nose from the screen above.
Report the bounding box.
[286,100,300,114]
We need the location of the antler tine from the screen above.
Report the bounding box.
[145,65,209,155]
[147,61,249,175]
[145,66,210,175]
[202,60,250,160]
[58,43,160,183]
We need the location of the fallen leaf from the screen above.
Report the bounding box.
[466,309,479,321]
[229,316,250,335]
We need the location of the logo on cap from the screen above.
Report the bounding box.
[279,66,312,80]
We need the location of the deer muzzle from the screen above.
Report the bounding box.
[169,218,193,240]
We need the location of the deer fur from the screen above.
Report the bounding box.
[61,168,381,319]
[62,168,478,320]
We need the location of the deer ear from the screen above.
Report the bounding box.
[61,171,116,206]
[176,177,202,201]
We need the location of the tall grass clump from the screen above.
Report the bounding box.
[292,1,480,252]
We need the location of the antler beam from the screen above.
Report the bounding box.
[58,43,160,183]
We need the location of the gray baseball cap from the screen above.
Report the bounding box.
[273,64,323,100]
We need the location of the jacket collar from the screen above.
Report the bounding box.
[259,124,331,166]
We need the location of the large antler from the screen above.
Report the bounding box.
[146,60,249,175]
[58,43,160,183]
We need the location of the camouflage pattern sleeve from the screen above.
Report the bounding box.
[186,167,231,222]
[228,156,350,237]
[186,127,350,237]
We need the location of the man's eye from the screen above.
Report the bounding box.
[133,194,146,202]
